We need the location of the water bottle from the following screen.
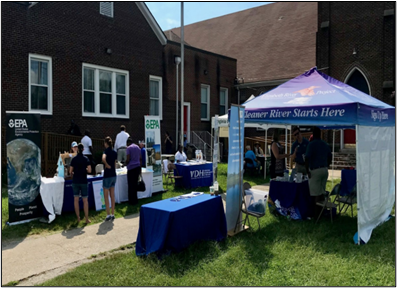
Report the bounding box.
[214,180,219,193]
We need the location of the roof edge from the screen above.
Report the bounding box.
[135,2,167,46]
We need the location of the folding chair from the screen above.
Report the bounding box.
[315,183,340,224]
[95,164,104,175]
[167,162,183,187]
[335,184,357,217]
[240,182,267,230]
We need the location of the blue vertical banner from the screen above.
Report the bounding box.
[6,112,43,224]
[225,105,245,232]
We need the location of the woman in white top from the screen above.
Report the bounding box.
[81,129,94,174]
[175,145,187,163]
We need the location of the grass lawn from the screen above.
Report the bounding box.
[2,164,395,286]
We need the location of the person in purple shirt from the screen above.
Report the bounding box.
[125,138,142,205]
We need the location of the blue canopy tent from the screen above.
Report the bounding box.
[241,67,395,244]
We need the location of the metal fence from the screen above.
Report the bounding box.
[2,127,105,177]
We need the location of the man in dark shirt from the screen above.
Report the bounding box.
[290,126,309,175]
[305,127,332,217]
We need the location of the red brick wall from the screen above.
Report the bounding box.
[2,2,163,144]
[317,2,395,106]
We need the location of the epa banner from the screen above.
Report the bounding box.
[6,112,43,224]
[144,116,163,193]
[213,115,219,183]
[225,105,245,232]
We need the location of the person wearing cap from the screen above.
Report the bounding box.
[139,141,146,168]
[290,126,309,175]
[114,125,130,164]
[70,141,78,157]
[69,143,92,224]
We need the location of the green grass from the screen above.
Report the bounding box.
[3,164,395,286]
[1,163,266,242]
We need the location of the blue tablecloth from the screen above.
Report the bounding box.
[269,180,313,219]
[175,162,213,189]
[62,177,101,212]
[340,169,356,196]
[136,194,227,256]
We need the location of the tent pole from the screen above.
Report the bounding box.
[332,129,335,188]
[356,125,360,245]
[289,126,292,170]
[264,129,267,180]
[285,126,287,169]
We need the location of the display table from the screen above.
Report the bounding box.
[63,176,98,212]
[175,162,213,189]
[136,194,227,256]
[114,168,154,203]
[269,180,313,220]
[340,169,356,196]
[40,176,65,223]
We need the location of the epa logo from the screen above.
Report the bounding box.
[8,119,28,128]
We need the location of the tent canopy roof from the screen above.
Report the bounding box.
[243,67,395,127]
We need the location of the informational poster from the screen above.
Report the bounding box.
[225,105,245,232]
[92,180,111,211]
[213,115,219,183]
[6,112,43,225]
[144,116,164,193]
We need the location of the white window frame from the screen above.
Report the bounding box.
[28,54,52,115]
[149,75,163,120]
[100,2,114,18]
[220,87,228,116]
[201,84,210,121]
[82,63,129,119]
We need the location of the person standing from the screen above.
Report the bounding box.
[164,131,173,154]
[69,143,91,224]
[125,138,142,205]
[102,136,117,221]
[305,126,332,217]
[270,129,290,179]
[139,141,146,168]
[81,129,94,174]
[253,142,264,156]
[290,127,309,175]
[175,145,188,163]
[114,125,130,164]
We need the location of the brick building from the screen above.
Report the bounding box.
[1,2,236,156]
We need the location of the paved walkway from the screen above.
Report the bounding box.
[2,170,341,285]
[2,213,140,285]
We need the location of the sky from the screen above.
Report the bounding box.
[145,2,273,31]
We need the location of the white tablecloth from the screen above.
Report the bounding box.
[40,176,65,223]
[114,168,154,203]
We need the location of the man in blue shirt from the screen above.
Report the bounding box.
[305,127,332,216]
[290,127,309,175]
[245,145,261,170]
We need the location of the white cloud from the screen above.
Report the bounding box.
[284,97,310,105]
[165,18,180,29]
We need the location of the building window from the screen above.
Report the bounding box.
[82,63,129,118]
[201,84,210,121]
[220,88,228,115]
[149,75,163,120]
[100,2,113,18]
[29,54,52,115]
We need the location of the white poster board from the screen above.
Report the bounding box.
[213,115,219,183]
[92,180,111,211]
[144,116,164,193]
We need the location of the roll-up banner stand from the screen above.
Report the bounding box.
[6,112,43,225]
[226,105,245,234]
[144,116,164,193]
[213,115,219,183]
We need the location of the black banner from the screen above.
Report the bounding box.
[6,112,43,224]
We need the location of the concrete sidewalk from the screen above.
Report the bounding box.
[1,213,140,285]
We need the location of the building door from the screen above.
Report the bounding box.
[343,68,370,145]
[183,102,190,142]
